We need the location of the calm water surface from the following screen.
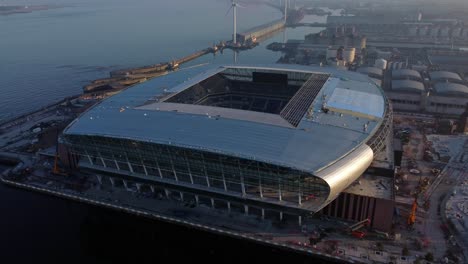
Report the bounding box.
[0,0,327,122]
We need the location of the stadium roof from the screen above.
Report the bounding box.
[65,64,386,174]
[433,82,468,96]
[429,71,462,81]
[369,78,382,87]
[392,69,421,80]
[136,102,294,128]
[392,80,425,93]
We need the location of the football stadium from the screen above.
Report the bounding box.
[62,64,393,227]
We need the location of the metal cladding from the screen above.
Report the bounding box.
[357,67,384,77]
[374,59,387,70]
[64,64,389,212]
[429,71,462,82]
[392,69,422,80]
[392,80,425,93]
[343,48,356,63]
[315,144,374,209]
[433,82,468,96]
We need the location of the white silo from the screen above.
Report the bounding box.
[360,36,367,50]
[374,58,387,70]
[343,48,356,63]
[326,47,338,60]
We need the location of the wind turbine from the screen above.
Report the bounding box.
[226,0,244,45]
[283,0,288,23]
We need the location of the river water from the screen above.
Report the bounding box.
[0,1,334,262]
[0,0,327,122]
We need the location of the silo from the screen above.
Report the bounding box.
[360,36,367,50]
[326,47,338,60]
[374,58,387,70]
[343,48,356,63]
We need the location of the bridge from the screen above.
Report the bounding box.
[263,1,285,14]
[263,0,304,24]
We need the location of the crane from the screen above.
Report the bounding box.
[52,129,68,177]
[407,197,418,226]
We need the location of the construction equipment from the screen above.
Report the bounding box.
[351,230,366,239]
[407,197,417,226]
[52,153,67,176]
[52,130,68,177]
[52,151,68,176]
[348,218,371,231]
[346,218,370,238]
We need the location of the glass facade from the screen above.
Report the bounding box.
[64,135,330,209]
[368,96,392,153]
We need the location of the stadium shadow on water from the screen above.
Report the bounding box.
[0,171,338,264]
[81,207,336,264]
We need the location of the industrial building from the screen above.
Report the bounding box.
[61,65,394,230]
[321,172,395,231]
[327,15,468,41]
[356,67,384,86]
[305,31,367,51]
[392,69,422,82]
[302,30,366,66]
[327,16,403,35]
[358,65,468,115]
